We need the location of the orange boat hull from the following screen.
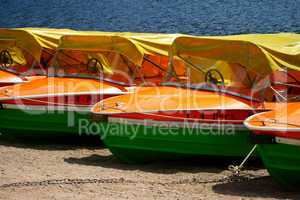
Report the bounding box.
[0,77,128,137]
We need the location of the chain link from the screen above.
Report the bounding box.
[0,172,261,189]
[0,178,133,188]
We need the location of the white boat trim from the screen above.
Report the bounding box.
[92,102,259,115]
[244,112,300,132]
[1,103,91,112]
[108,116,247,130]
[0,80,24,84]
[0,90,129,101]
[276,137,300,146]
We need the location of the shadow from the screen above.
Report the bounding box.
[64,152,264,175]
[0,135,105,150]
[213,176,300,199]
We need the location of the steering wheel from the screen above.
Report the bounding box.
[205,69,225,86]
[86,58,104,74]
[0,50,13,69]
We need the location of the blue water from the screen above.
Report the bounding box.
[0,0,299,35]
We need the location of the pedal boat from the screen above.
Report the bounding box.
[91,33,300,163]
[0,33,183,137]
[245,103,300,190]
[0,28,76,87]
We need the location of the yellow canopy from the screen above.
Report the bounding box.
[58,32,184,66]
[58,33,144,67]
[0,28,76,62]
[55,32,189,79]
[124,33,184,57]
[171,33,300,78]
[124,33,188,78]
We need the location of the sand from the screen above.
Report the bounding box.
[0,137,299,200]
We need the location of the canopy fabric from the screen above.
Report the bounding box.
[58,34,144,66]
[7,47,27,65]
[0,28,75,62]
[88,53,113,74]
[125,33,184,57]
[178,56,254,87]
[58,32,184,67]
[171,33,300,80]
[0,39,16,50]
[56,32,188,80]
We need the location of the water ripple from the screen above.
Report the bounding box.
[0,0,299,35]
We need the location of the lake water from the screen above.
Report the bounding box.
[0,0,299,35]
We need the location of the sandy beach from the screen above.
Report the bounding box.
[0,136,299,200]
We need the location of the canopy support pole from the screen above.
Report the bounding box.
[143,56,166,72]
[177,54,206,73]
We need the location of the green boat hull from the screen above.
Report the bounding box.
[98,121,256,164]
[0,108,94,138]
[258,143,300,190]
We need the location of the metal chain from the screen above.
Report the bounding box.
[0,178,133,189]
[164,172,261,186]
[0,172,261,189]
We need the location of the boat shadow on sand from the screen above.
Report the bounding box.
[64,152,263,175]
[213,176,300,199]
[0,135,104,151]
